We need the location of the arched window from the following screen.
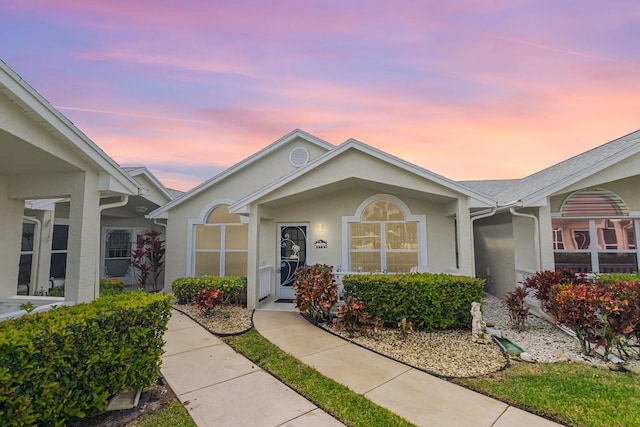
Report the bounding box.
[553,188,638,274]
[346,197,424,273]
[194,205,248,276]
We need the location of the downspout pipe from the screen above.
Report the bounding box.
[96,196,129,299]
[469,207,497,277]
[510,207,541,272]
[23,216,41,295]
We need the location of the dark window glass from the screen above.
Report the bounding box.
[554,252,592,274]
[18,254,33,285]
[21,223,35,252]
[50,253,67,279]
[598,253,638,274]
[52,225,69,251]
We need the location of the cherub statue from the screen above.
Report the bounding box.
[471,301,492,344]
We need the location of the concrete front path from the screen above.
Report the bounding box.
[161,310,344,427]
[253,309,563,427]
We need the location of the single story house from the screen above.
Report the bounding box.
[149,129,505,309]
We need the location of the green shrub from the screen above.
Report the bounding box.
[0,291,171,426]
[593,271,640,285]
[342,273,484,331]
[171,276,246,305]
[47,285,65,297]
[293,264,338,323]
[99,277,126,296]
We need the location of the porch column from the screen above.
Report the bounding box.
[65,172,101,303]
[456,198,474,276]
[0,176,24,297]
[246,204,260,310]
[538,205,555,271]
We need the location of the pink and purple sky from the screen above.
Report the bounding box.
[2,1,640,191]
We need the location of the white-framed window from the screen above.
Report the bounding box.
[18,222,36,294]
[553,188,639,273]
[343,195,426,273]
[193,204,248,276]
[49,223,69,279]
[552,227,565,250]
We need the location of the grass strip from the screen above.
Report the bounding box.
[456,361,640,427]
[127,398,196,427]
[224,329,415,427]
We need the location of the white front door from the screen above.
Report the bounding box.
[102,228,145,286]
[278,223,308,299]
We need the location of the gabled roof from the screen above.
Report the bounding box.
[459,179,520,198]
[230,138,497,213]
[0,60,141,196]
[148,129,334,218]
[491,130,640,205]
[123,166,175,201]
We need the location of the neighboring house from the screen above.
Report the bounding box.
[149,129,497,309]
[464,130,640,299]
[18,166,176,297]
[0,60,142,312]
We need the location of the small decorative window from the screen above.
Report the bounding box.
[553,188,638,274]
[289,147,310,167]
[560,188,629,217]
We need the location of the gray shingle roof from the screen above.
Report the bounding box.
[460,130,640,205]
[458,179,520,198]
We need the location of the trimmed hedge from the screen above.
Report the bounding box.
[171,276,247,305]
[99,277,126,296]
[0,291,172,426]
[342,273,485,331]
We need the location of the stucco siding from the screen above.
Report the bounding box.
[473,212,516,298]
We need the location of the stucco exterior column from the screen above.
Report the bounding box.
[538,204,555,271]
[0,176,24,298]
[246,204,260,310]
[456,197,474,276]
[65,172,101,303]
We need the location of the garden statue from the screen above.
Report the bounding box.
[471,302,492,344]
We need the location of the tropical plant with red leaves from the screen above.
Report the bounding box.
[336,295,368,332]
[505,286,530,332]
[548,279,640,359]
[293,264,338,323]
[524,269,588,311]
[194,288,225,315]
[130,229,166,292]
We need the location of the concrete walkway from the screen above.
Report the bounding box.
[161,310,344,426]
[253,309,563,427]
[162,307,563,427]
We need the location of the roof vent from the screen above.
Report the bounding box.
[289,147,309,167]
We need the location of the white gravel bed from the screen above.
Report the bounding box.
[173,302,253,335]
[482,293,640,368]
[321,323,508,378]
[174,295,639,376]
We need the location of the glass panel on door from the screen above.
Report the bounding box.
[279,225,307,299]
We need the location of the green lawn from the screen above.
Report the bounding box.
[127,399,196,427]
[224,329,416,427]
[456,361,640,427]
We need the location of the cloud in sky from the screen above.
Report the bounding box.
[2,0,640,191]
